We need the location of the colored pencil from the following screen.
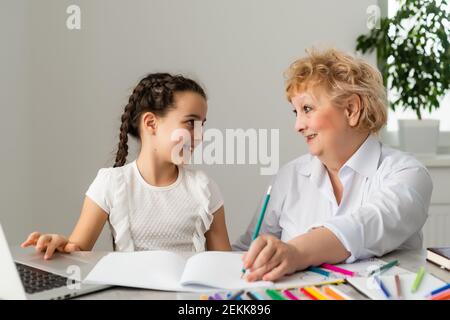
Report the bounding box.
[430,288,450,300]
[308,267,331,277]
[314,279,346,286]
[228,289,245,300]
[246,291,260,300]
[411,267,425,293]
[323,285,352,300]
[250,291,265,300]
[369,260,399,276]
[321,263,356,277]
[282,289,299,300]
[427,283,450,297]
[374,276,391,299]
[303,286,329,300]
[241,186,272,276]
[300,287,317,300]
[265,289,286,300]
[394,274,402,299]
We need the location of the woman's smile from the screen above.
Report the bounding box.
[305,133,318,143]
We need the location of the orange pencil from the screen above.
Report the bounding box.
[323,286,351,300]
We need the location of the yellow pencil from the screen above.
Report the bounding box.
[304,286,330,300]
[280,278,345,291]
[314,279,346,286]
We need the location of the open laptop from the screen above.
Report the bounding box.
[0,223,111,300]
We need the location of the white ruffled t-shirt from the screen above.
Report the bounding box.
[85,160,224,253]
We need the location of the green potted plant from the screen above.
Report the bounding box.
[356,0,449,154]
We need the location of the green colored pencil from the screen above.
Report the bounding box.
[241,186,272,276]
[411,267,426,293]
[265,289,286,300]
[252,185,272,241]
[369,260,399,276]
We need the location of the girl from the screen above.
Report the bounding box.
[22,73,232,259]
[234,48,432,282]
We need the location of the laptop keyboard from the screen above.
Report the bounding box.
[16,263,71,294]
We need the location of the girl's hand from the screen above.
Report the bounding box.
[21,232,81,260]
[242,234,308,282]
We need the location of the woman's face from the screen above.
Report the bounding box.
[290,86,351,160]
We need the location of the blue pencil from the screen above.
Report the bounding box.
[308,267,331,277]
[227,290,245,300]
[427,283,450,297]
[374,276,391,299]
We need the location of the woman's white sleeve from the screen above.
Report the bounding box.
[323,165,432,263]
[85,168,114,214]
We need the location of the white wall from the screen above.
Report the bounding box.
[0,0,34,243]
[1,0,376,249]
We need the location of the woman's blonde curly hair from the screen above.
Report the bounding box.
[285,48,388,134]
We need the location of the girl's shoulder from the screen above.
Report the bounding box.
[85,162,135,215]
[90,161,135,186]
[181,166,223,214]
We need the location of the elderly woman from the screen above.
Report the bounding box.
[234,48,433,282]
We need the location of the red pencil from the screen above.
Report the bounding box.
[300,287,317,300]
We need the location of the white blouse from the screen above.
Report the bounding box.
[233,135,433,263]
[85,161,224,252]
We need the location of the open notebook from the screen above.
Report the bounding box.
[83,251,274,292]
[83,250,410,293]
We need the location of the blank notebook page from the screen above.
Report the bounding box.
[83,250,188,291]
[180,251,273,290]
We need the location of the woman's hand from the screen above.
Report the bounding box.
[242,228,351,282]
[242,234,309,282]
[21,232,81,260]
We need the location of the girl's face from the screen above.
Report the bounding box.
[290,86,352,160]
[151,91,207,164]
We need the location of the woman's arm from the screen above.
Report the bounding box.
[205,206,232,251]
[243,163,432,282]
[243,227,350,282]
[287,227,350,266]
[22,196,108,259]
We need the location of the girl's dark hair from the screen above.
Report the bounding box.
[113,73,207,168]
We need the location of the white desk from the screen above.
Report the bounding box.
[75,249,449,300]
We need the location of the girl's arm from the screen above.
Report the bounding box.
[21,196,108,259]
[205,206,232,251]
[67,196,109,250]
